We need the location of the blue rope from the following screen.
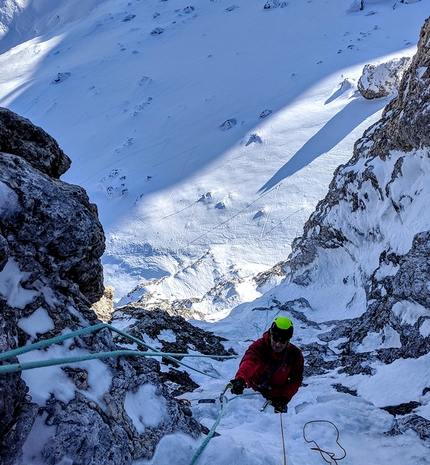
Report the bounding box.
[0,323,107,361]
[0,350,236,374]
[189,395,229,465]
[189,391,260,465]
[0,323,238,377]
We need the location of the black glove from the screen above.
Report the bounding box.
[271,397,289,413]
[230,378,245,395]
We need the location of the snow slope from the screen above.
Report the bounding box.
[1,0,428,312]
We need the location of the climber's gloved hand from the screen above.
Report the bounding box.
[271,397,289,413]
[230,378,246,395]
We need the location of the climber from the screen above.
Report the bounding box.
[230,316,304,413]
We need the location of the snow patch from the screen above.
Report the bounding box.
[356,325,401,353]
[18,307,55,338]
[354,353,430,406]
[124,383,168,433]
[19,345,112,407]
[392,300,429,325]
[0,258,39,309]
[419,318,430,338]
[158,329,176,343]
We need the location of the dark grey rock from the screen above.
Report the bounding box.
[0,108,71,178]
[0,108,202,465]
[386,414,430,445]
[381,401,421,416]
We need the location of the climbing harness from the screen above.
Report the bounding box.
[0,323,237,376]
[302,420,346,465]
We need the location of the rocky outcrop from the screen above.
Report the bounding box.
[357,57,412,99]
[284,15,430,327]
[276,16,430,443]
[0,108,106,464]
[0,109,207,464]
[113,306,236,396]
[0,108,71,178]
[91,285,115,322]
[355,21,430,155]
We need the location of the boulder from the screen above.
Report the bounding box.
[357,57,412,99]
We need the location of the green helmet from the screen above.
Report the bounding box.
[270,316,294,341]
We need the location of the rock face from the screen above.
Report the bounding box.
[112,305,236,396]
[91,285,115,322]
[0,109,207,464]
[276,16,430,443]
[0,108,71,178]
[0,108,106,464]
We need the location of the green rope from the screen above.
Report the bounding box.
[189,395,229,465]
[0,323,238,377]
[0,351,236,374]
[189,391,260,465]
[0,323,108,361]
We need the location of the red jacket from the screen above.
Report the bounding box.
[235,331,304,402]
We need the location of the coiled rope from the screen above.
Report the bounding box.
[302,420,346,464]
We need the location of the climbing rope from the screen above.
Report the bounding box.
[260,399,287,464]
[0,323,237,377]
[0,350,236,374]
[191,396,228,465]
[302,420,346,465]
[280,412,287,465]
[189,386,287,465]
[189,390,263,465]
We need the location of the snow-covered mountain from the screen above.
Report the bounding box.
[1,0,428,314]
[1,1,430,464]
